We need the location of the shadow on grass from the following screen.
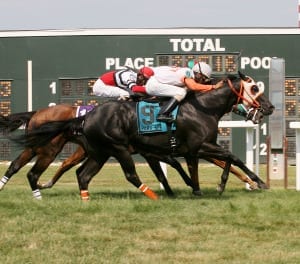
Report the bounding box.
[41,186,265,201]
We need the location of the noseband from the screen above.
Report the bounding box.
[227,78,263,124]
[227,78,261,109]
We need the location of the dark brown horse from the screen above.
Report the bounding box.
[0,103,260,200]
[0,105,86,198]
[11,72,274,200]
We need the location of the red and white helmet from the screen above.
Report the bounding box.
[139,67,154,79]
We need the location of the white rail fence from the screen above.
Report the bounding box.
[289,122,300,191]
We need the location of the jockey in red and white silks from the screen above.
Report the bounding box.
[93,67,154,99]
[145,63,224,122]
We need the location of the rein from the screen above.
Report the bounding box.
[227,78,260,109]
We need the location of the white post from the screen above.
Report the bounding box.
[289,122,300,191]
[298,0,300,28]
[27,60,32,111]
[296,128,300,191]
[255,125,260,176]
[246,127,254,171]
[245,127,254,190]
[159,162,167,189]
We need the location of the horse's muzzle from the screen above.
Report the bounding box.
[246,108,264,124]
[262,104,275,116]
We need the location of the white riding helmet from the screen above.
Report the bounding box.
[192,62,212,78]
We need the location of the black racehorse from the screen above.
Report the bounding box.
[0,105,260,200]
[0,105,198,200]
[12,72,274,200]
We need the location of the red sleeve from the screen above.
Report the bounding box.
[131,85,146,93]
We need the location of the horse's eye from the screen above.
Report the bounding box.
[251,85,259,94]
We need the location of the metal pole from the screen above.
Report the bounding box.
[296,129,300,191]
[27,60,32,111]
[289,122,300,191]
[255,124,260,176]
[159,162,167,190]
[245,127,254,190]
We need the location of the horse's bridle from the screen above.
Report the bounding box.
[227,78,260,109]
[227,78,263,124]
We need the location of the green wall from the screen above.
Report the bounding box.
[1,30,300,161]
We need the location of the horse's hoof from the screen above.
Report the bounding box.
[247,182,259,190]
[216,184,224,194]
[166,192,175,197]
[167,193,176,199]
[192,190,203,196]
[258,183,269,189]
[37,181,52,189]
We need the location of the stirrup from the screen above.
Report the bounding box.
[156,114,174,123]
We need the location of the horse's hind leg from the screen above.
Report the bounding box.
[143,156,174,197]
[76,155,108,201]
[27,155,58,199]
[38,146,86,189]
[0,149,35,191]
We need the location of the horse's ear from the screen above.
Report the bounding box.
[238,71,247,81]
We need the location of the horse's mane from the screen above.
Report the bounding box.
[184,74,240,101]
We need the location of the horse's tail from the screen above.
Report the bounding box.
[10,116,85,149]
[0,111,37,132]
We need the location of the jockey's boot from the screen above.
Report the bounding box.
[156,98,179,123]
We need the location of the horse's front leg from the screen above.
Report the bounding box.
[200,142,267,190]
[186,156,202,196]
[163,156,194,188]
[216,160,231,194]
[231,158,268,189]
[143,156,174,197]
[209,146,268,189]
[208,158,259,190]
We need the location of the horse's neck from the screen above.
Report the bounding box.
[188,85,237,118]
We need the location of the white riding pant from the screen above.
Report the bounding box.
[92,78,130,98]
[145,77,187,101]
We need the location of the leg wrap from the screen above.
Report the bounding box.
[139,184,158,200]
[80,190,90,201]
[32,189,42,200]
[0,176,9,190]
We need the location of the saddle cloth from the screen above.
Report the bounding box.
[76,105,95,117]
[136,101,178,134]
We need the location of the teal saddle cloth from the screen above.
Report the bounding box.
[136,101,178,134]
